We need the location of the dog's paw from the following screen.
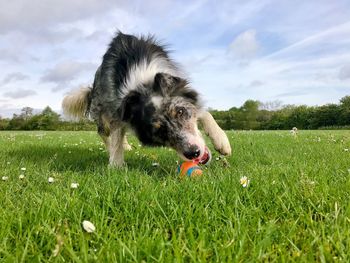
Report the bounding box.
[123,143,132,151]
[108,157,125,168]
[213,130,232,156]
[108,162,125,168]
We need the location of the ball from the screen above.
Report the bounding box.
[177,161,203,178]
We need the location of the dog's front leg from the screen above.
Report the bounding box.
[199,111,232,155]
[122,135,132,151]
[108,126,126,167]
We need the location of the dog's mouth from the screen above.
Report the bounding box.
[177,146,211,164]
[194,146,212,165]
[174,131,208,162]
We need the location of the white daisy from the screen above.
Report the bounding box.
[152,162,160,167]
[48,177,55,183]
[2,176,9,181]
[21,167,26,171]
[70,183,79,189]
[19,174,25,180]
[82,220,96,233]
[240,176,250,188]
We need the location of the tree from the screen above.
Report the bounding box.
[20,107,34,120]
[36,106,60,130]
[7,114,25,130]
[240,100,261,129]
[340,96,350,108]
[339,96,350,125]
[285,105,312,129]
[0,116,9,130]
[259,100,283,111]
[309,104,341,128]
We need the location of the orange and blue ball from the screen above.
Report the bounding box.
[177,161,203,178]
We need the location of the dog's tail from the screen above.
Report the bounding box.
[62,86,92,120]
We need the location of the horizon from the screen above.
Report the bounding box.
[0,94,348,118]
[1,0,350,117]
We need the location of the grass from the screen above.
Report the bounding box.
[0,130,350,262]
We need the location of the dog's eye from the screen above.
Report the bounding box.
[177,108,184,117]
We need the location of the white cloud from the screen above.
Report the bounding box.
[2,72,29,85]
[229,29,259,59]
[0,0,117,33]
[0,48,21,62]
[276,22,349,56]
[3,89,37,99]
[339,65,350,80]
[1,0,350,113]
[249,80,264,87]
[40,61,96,91]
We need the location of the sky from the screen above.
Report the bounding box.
[1,0,350,117]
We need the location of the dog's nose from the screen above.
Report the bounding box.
[183,145,201,159]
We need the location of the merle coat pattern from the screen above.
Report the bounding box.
[63,32,231,167]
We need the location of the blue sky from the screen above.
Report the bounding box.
[1,0,350,117]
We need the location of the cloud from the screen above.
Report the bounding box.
[0,0,350,111]
[0,106,18,116]
[41,60,96,91]
[3,89,37,99]
[248,80,264,87]
[2,72,30,85]
[84,30,111,42]
[26,28,85,45]
[339,65,350,80]
[0,48,21,62]
[275,90,310,98]
[229,29,259,59]
[264,21,350,60]
[0,0,118,34]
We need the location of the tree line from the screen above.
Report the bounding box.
[0,96,349,131]
[0,106,95,131]
[211,95,350,130]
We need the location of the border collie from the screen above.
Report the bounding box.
[62,32,231,167]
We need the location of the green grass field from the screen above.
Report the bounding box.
[1,130,350,262]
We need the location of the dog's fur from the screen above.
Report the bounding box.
[63,32,231,167]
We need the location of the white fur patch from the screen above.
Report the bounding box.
[151,96,163,108]
[62,86,91,120]
[119,56,182,100]
[181,128,206,160]
[199,111,232,155]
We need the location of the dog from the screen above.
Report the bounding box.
[62,32,231,167]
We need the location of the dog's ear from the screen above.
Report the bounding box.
[153,73,187,95]
[175,87,199,106]
[119,90,142,121]
[154,73,199,106]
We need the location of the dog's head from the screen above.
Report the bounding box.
[119,73,206,160]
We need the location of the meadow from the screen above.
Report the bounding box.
[0,130,349,262]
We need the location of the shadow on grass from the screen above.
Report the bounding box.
[126,153,176,179]
[7,144,175,178]
[7,144,108,172]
